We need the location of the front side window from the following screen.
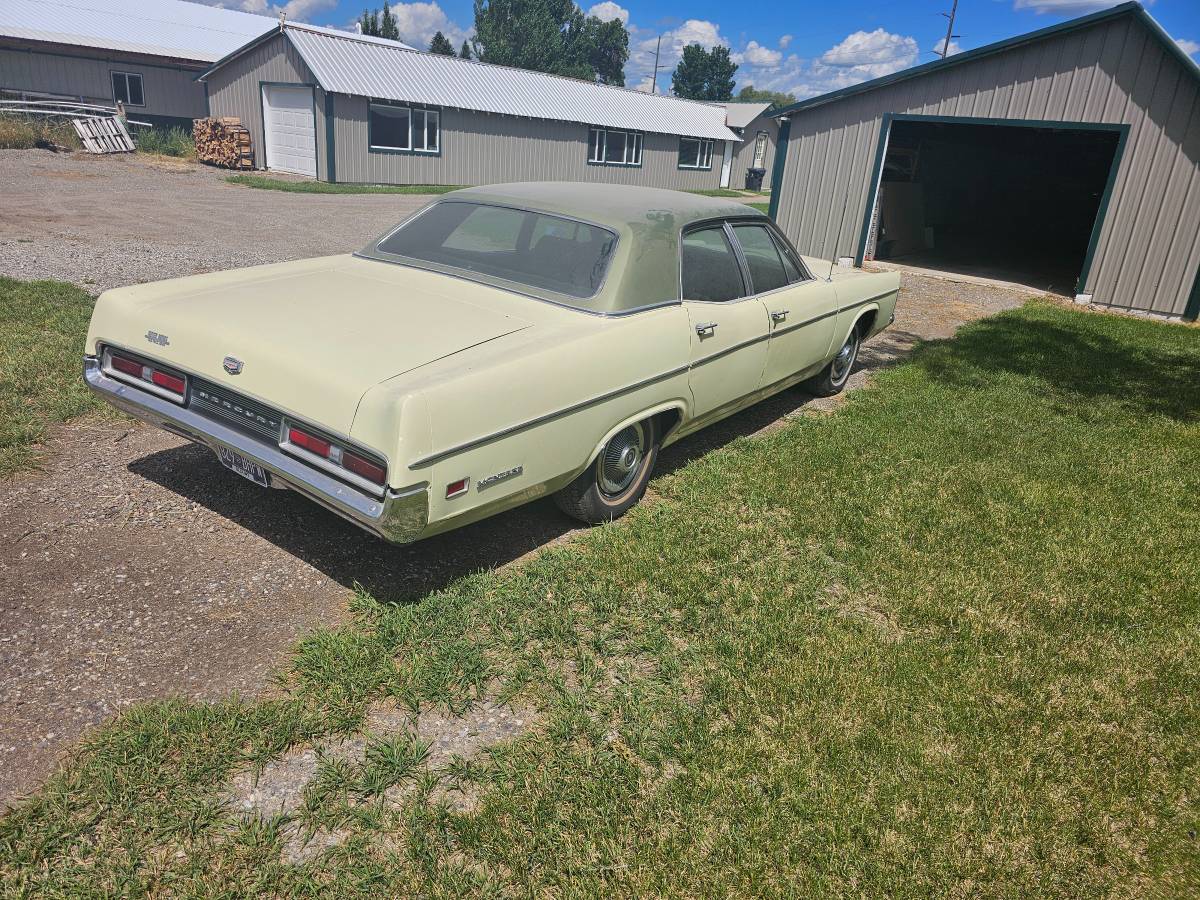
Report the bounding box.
[111,71,144,106]
[587,126,642,166]
[374,201,618,301]
[681,226,745,302]
[732,223,792,294]
[678,137,714,170]
[370,102,440,153]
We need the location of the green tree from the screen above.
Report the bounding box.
[472,0,628,83]
[459,39,473,59]
[736,84,796,109]
[429,31,456,55]
[380,1,400,40]
[671,43,738,101]
[358,8,380,36]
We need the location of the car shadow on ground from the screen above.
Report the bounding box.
[127,330,926,606]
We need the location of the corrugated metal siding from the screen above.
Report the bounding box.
[773,13,1200,317]
[206,33,325,177]
[0,44,207,117]
[332,95,723,190]
[287,26,737,141]
[729,113,777,191]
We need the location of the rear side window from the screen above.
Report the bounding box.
[375,201,617,300]
[681,227,745,302]
[732,223,792,294]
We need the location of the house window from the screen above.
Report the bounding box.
[369,101,440,153]
[111,72,144,107]
[752,131,768,168]
[587,126,642,166]
[678,137,714,170]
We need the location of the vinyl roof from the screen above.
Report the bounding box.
[771,3,1199,118]
[0,0,279,62]
[206,23,738,141]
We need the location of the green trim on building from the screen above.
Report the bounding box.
[768,3,1197,120]
[324,91,336,183]
[853,112,893,267]
[1184,261,1200,322]
[766,117,790,222]
[1075,123,1130,295]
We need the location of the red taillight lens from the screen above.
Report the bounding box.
[342,450,386,485]
[151,370,185,394]
[288,427,331,458]
[110,354,143,378]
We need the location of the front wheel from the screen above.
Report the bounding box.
[804,327,860,397]
[554,418,658,524]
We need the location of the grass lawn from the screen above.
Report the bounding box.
[747,201,770,215]
[2,301,1198,895]
[0,277,104,476]
[687,188,750,198]
[226,175,464,195]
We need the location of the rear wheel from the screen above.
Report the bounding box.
[804,326,860,397]
[554,418,658,524]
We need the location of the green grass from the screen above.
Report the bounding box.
[225,175,464,194]
[747,201,770,214]
[134,126,196,158]
[0,277,104,475]
[2,302,1198,895]
[687,188,748,197]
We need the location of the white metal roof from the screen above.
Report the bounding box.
[0,0,278,62]
[721,102,772,129]
[283,25,738,141]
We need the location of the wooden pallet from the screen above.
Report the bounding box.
[72,116,135,153]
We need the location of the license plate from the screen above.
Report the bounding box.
[217,446,269,487]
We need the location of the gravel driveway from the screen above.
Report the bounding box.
[0,150,1027,809]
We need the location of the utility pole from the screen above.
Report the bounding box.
[650,35,665,93]
[939,0,960,58]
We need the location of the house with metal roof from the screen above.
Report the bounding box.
[766,1,1200,321]
[722,101,778,190]
[0,0,286,128]
[200,22,752,190]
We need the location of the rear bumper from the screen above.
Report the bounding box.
[84,356,428,543]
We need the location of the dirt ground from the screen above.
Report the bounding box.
[0,150,1029,809]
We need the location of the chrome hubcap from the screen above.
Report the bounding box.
[830,333,858,384]
[598,423,647,497]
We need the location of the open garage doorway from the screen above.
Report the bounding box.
[863,116,1125,296]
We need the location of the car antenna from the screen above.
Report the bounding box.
[827,171,855,282]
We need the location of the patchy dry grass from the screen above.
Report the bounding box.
[225,175,464,194]
[0,114,81,150]
[1,302,1198,895]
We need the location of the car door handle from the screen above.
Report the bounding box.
[771,310,789,323]
[695,322,718,337]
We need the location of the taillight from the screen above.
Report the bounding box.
[107,350,185,401]
[343,450,386,485]
[288,427,331,458]
[283,423,386,490]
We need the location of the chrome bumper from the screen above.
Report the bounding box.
[84,356,429,543]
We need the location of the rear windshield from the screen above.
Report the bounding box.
[374,201,618,301]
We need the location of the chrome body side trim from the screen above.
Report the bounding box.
[84,357,428,544]
[409,363,690,469]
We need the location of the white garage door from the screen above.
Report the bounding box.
[262,85,316,177]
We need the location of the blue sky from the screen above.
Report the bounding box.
[213,0,1200,99]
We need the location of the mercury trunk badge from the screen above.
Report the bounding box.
[223,356,244,375]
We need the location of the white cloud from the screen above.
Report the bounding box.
[819,29,920,71]
[1177,38,1200,58]
[733,40,782,67]
[385,2,471,49]
[628,18,728,92]
[192,0,337,22]
[779,34,793,49]
[932,36,962,57]
[1012,0,1129,14]
[587,2,629,24]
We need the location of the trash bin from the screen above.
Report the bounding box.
[745,167,767,191]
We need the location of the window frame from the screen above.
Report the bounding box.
[679,216,814,303]
[586,126,643,168]
[752,130,769,168]
[368,100,442,156]
[110,71,144,107]
[677,136,714,170]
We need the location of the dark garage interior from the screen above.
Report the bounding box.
[869,119,1121,295]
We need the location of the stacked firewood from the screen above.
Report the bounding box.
[193,117,254,169]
